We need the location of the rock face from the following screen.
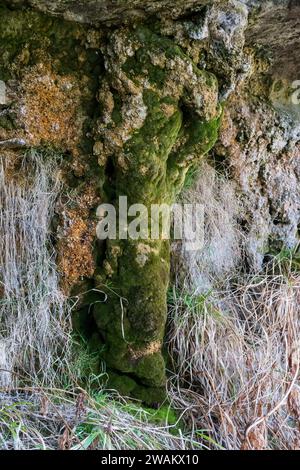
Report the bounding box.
[3,0,213,25]
[245,0,300,82]
[1,0,300,402]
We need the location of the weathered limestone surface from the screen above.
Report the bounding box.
[2,0,213,25]
[245,0,300,82]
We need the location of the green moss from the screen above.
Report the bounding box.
[93,301,112,330]
[122,400,178,427]
[0,112,17,130]
[131,385,166,405]
[122,25,215,94]
[118,90,182,205]
[92,25,221,399]
[0,5,93,80]
[168,112,221,189]
[182,164,201,190]
[93,244,170,392]
[135,353,166,387]
[94,240,170,355]
[111,93,123,126]
[184,113,221,155]
[143,404,178,427]
[106,372,137,396]
[133,26,188,63]
[123,50,167,88]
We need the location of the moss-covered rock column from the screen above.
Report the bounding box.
[93,26,221,402]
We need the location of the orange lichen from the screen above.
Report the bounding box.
[56,185,100,293]
[20,63,84,155]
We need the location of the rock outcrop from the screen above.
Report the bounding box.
[1,0,299,403]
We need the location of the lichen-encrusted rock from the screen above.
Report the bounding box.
[215,87,300,271]
[92,25,221,401]
[209,0,300,270]
[3,0,213,25]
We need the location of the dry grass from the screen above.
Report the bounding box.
[176,162,244,291]
[0,386,202,450]
[168,162,300,450]
[168,259,300,450]
[0,149,72,387]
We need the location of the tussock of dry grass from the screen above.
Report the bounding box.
[168,261,300,450]
[0,150,71,387]
[168,162,300,450]
[177,162,244,291]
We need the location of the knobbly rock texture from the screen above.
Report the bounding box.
[91,25,220,400]
[1,0,300,403]
[215,90,300,271]
[3,0,213,25]
[245,0,300,82]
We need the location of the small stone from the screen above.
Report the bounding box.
[0,81,7,105]
[93,141,104,156]
[0,138,27,149]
